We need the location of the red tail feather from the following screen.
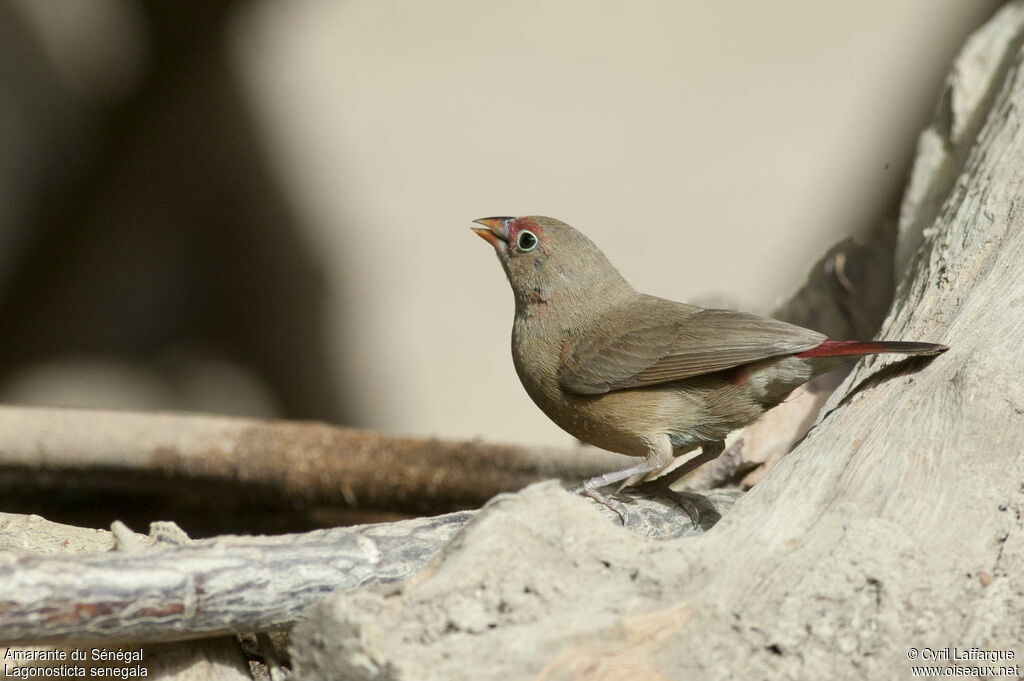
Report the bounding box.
[796,340,948,359]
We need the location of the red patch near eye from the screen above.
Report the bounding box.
[508,217,543,244]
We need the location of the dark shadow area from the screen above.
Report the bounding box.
[0,466,415,538]
[0,0,346,423]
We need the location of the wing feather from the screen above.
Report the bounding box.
[559,296,825,395]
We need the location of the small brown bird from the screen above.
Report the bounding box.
[472,216,947,516]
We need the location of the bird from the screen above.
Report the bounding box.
[471,215,947,519]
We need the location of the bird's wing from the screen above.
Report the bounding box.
[559,295,826,395]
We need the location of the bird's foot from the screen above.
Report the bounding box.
[620,485,720,530]
[571,482,630,524]
[663,490,720,530]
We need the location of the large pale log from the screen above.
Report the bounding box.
[0,486,740,644]
[287,4,1024,679]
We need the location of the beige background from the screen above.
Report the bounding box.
[0,0,1000,448]
[228,0,997,446]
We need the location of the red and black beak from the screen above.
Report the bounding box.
[471,217,512,252]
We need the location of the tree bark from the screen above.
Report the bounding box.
[286,5,1024,680]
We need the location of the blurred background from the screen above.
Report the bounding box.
[0,0,1002,448]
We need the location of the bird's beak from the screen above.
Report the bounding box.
[471,217,512,252]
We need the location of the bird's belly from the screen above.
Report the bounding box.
[536,386,709,457]
[531,376,772,457]
[546,395,654,457]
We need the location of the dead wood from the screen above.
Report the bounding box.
[0,486,740,644]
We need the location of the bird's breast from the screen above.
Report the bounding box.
[510,315,564,409]
[510,315,652,456]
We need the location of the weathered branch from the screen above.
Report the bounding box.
[0,510,469,644]
[0,488,740,644]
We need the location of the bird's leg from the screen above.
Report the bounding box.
[647,440,725,490]
[571,438,673,524]
[574,460,659,491]
[571,460,657,523]
[632,440,726,527]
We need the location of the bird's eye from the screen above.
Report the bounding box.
[516,230,539,252]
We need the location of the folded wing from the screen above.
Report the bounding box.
[559,295,825,395]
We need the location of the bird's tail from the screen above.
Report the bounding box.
[796,340,948,359]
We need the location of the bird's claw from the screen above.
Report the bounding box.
[665,490,721,530]
[571,483,630,525]
[627,482,718,530]
[666,491,701,527]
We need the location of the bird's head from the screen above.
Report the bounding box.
[471,216,632,314]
